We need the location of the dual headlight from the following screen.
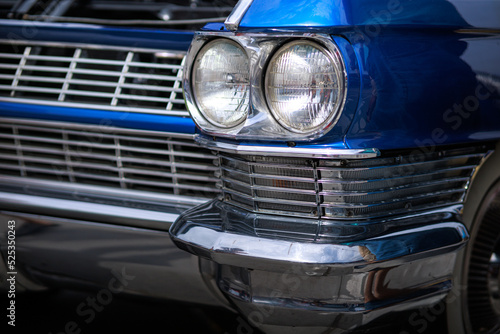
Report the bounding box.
[185,34,347,139]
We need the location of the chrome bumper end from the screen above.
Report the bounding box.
[170,200,468,332]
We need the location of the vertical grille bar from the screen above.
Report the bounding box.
[114,137,126,189]
[111,51,134,106]
[166,56,184,111]
[59,48,81,102]
[12,125,26,177]
[168,140,179,195]
[11,46,31,97]
[62,130,76,182]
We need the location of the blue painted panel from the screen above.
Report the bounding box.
[240,0,500,30]
[344,30,500,150]
[241,0,351,29]
[0,102,197,134]
[0,20,194,51]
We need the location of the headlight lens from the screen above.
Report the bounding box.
[265,41,345,134]
[192,39,250,128]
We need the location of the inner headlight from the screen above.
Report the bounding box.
[192,39,250,128]
[265,40,346,134]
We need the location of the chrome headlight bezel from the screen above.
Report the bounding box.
[183,32,349,141]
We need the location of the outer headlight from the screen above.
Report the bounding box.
[192,39,250,128]
[265,40,346,134]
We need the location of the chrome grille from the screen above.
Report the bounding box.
[217,147,488,219]
[0,118,219,197]
[0,40,188,116]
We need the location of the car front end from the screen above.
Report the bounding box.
[1,0,500,333]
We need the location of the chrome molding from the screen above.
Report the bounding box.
[224,0,254,31]
[0,191,180,229]
[195,134,380,159]
[0,176,208,207]
[0,40,188,116]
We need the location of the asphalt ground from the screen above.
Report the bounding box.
[4,288,448,334]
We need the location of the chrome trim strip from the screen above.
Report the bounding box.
[224,0,254,31]
[20,15,226,26]
[0,177,209,206]
[0,191,180,229]
[0,54,185,69]
[222,175,470,198]
[195,134,380,159]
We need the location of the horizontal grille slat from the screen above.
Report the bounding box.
[0,41,188,116]
[217,148,488,219]
[9,54,182,70]
[0,123,195,142]
[0,118,219,198]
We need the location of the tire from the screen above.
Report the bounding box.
[447,143,500,334]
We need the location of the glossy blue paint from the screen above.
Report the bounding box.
[240,0,500,30]
[0,20,194,51]
[300,35,361,146]
[201,23,227,31]
[0,102,197,134]
[344,29,500,150]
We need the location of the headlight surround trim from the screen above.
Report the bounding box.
[183,32,352,142]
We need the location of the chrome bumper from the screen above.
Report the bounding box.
[170,199,468,333]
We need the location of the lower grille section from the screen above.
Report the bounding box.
[0,118,219,198]
[217,146,489,219]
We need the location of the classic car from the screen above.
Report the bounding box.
[1,0,499,333]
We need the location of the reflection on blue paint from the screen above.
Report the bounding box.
[240,0,500,30]
[0,102,197,134]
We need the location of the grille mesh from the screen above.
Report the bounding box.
[217,147,487,219]
[0,40,188,116]
[0,118,219,198]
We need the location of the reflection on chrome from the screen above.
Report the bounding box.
[170,199,469,332]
